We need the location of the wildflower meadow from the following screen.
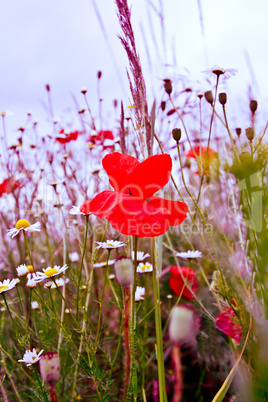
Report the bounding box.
[0,1,267,401]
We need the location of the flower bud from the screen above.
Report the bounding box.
[160,101,166,111]
[97,70,102,79]
[163,79,172,95]
[245,127,255,141]
[114,257,133,288]
[169,306,197,346]
[204,91,213,104]
[219,92,227,106]
[250,100,258,113]
[45,84,50,92]
[172,128,182,142]
[235,128,241,137]
[39,352,60,383]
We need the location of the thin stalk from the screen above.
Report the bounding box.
[33,364,49,402]
[151,238,167,402]
[58,208,68,351]
[172,345,182,402]
[123,287,131,402]
[27,289,32,346]
[222,105,239,162]
[23,231,35,271]
[1,294,15,327]
[95,249,111,348]
[0,351,23,402]
[76,215,89,319]
[52,278,79,326]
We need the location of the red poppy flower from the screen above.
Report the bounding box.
[186,146,216,175]
[216,306,243,344]
[55,129,79,144]
[87,130,114,149]
[80,152,188,237]
[168,266,197,300]
[0,178,19,196]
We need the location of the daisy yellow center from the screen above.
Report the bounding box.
[0,286,8,291]
[141,264,149,271]
[27,265,34,273]
[45,268,58,277]
[107,244,115,247]
[32,357,36,361]
[15,219,30,230]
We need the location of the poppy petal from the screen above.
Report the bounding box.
[148,197,188,226]
[216,310,243,343]
[105,195,170,237]
[168,266,197,300]
[102,152,140,193]
[128,154,172,199]
[80,191,124,218]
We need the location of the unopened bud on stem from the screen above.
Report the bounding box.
[204,91,213,104]
[219,92,227,106]
[163,79,172,95]
[250,100,258,114]
[245,127,255,141]
[114,257,133,288]
[172,128,182,142]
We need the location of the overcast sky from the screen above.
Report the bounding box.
[1,0,267,141]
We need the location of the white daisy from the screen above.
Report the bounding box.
[93,259,115,268]
[44,278,69,288]
[69,206,85,215]
[7,219,41,238]
[176,250,202,259]
[0,279,18,293]
[26,278,37,288]
[137,262,153,273]
[16,264,35,277]
[18,349,44,366]
[69,252,79,262]
[34,265,69,283]
[135,286,145,301]
[95,240,126,250]
[31,301,39,309]
[131,251,150,262]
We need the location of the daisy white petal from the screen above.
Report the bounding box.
[18,349,44,366]
[131,251,150,262]
[0,279,17,293]
[135,286,145,301]
[34,265,69,283]
[70,206,84,215]
[95,240,126,250]
[93,259,115,268]
[7,219,41,238]
[176,250,202,259]
[44,278,70,288]
[69,252,79,262]
[137,262,153,273]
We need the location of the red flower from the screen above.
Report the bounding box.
[55,130,79,144]
[168,266,197,300]
[87,130,114,149]
[186,146,216,175]
[80,152,188,237]
[216,307,243,344]
[0,178,19,196]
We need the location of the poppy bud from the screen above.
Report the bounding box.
[45,84,50,92]
[245,127,255,141]
[219,92,227,106]
[185,158,191,168]
[204,91,213,104]
[197,93,203,100]
[81,88,87,95]
[39,352,60,383]
[163,79,172,95]
[169,306,197,345]
[235,128,241,137]
[250,100,258,113]
[172,128,182,142]
[114,257,133,288]
[160,101,166,111]
[97,70,102,79]
[113,99,118,108]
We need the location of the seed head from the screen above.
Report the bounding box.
[163,79,172,95]
[219,92,227,106]
[245,127,255,141]
[204,91,213,104]
[235,128,241,137]
[250,100,258,114]
[172,128,182,142]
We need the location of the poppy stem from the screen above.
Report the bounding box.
[76,215,89,319]
[151,239,167,402]
[172,345,182,402]
[129,236,138,398]
[123,286,131,401]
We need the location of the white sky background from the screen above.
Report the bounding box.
[0,0,268,142]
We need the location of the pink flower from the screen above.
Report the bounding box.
[216,306,243,343]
